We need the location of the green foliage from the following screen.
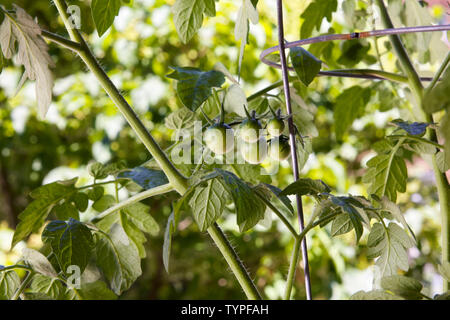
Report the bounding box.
[0,269,20,300]
[362,140,408,202]
[95,224,142,295]
[280,178,330,197]
[91,0,121,37]
[167,67,225,111]
[367,222,415,277]
[12,179,78,248]
[172,0,216,44]
[289,47,322,87]
[42,219,94,275]
[119,167,169,190]
[380,275,423,300]
[333,86,371,141]
[300,0,337,38]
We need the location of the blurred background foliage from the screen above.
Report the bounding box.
[0,0,449,299]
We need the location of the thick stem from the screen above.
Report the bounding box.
[376,0,450,291]
[276,0,312,300]
[52,0,261,300]
[207,223,262,300]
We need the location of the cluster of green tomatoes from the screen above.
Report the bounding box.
[203,107,291,164]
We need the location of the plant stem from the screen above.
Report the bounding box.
[376,0,450,291]
[426,51,450,92]
[254,190,298,238]
[387,135,444,149]
[0,265,33,272]
[207,223,262,300]
[276,0,312,300]
[11,272,33,300]
[92,183,174,221]
[284,237,301,300]
[52,0,261,300]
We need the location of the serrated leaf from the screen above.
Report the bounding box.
[122,202,159,236]
[22,248,58,277]
[75,280,117,300]
[42,219,94,275]
[329,196,364,242]
[381,275,423,300]
[0,5,54,118]
[120,212,147,258]
[172,0,208,43]
[165,107,197,131]
[95,224,142,295]
[280,178,330,197]
[350,290,403,300]
[167,67,225,111]
[0,270,20,300]
[363,152,407,202]
[88,161,126,179]
[29,274,64,300]
[331,214,353,236]
[289,47,322,87]
[188,178,229,231]
[333,86,371,141]
[91,0,121,37]
[12,181,76,248]
[300,0,337,38]
[380,196,416,241]
[118,167,169,190]
[367,222,415,277]
[214,169,266,232]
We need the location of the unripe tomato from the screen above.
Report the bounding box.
[238,118,262,143]
[204,123,234,155]
[268,137,291,161]
[266,118,285,138]
[241,137,267,164]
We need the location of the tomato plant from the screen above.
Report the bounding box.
[0,0,449,302]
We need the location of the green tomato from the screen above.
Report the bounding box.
[266,118,285,138]
[268,137,291,161]
[238,118,262,143]
[241,137,267,164]
[204,123,234,155]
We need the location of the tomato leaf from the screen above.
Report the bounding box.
[118,167,169,190]
[42,219,94,275]
[380,275,423,300]
[289,47,322,87]
[167,67,225,111]
[0,269,20,300]
[172,0,215,43]
[95,223,142,295]
[91,0,121,37]
[300,0,337,38]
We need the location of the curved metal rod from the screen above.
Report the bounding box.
[260,24,450,81]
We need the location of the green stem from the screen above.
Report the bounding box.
[11,272,33,300]
[41,30,83,52]
[253,190,298,238]
[330,69,409,83]
[92,183,174,221]
[284,237,301,300]
[0,265,33,272]
[52,0,261,300]
[426,52,450,92]
[207,223,262,300]
[376,0,450,291]
[387,135,444,149]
